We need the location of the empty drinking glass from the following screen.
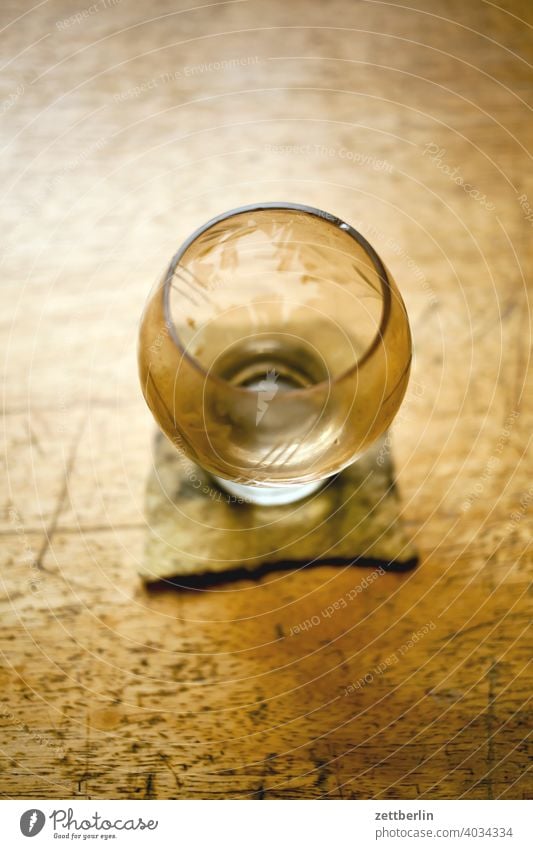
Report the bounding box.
[138,203,412,505]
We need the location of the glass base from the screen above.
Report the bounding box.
[212,475,326,506]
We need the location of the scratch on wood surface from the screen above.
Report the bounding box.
[27,420,44,456]
[327,742,344,799]
[34,416,85,572]
[485,660,498,800]
[143,772,155,799]
[158,752,181,792]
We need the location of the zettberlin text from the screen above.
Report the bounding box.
[375,810,434,821]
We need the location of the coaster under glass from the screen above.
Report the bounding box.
[140,432,418,586]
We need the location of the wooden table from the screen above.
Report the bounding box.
[1,0,531,799]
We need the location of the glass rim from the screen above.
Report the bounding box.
[162,201,392,395]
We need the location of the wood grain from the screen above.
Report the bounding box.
[0,0,531,799]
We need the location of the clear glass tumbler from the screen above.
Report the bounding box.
[138,203,412,505]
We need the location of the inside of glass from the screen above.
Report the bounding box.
[167,208,385,391]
